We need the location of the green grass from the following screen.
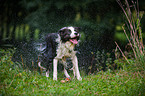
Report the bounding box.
[0,49,145,96]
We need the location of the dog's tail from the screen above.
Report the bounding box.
[38,62,46,70]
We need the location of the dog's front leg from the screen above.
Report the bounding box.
[72,56,82,81]
[53,58,58,80]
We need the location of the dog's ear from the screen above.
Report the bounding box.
[58,27,67,35]
[58,27,70,41]
[59,29,65,36]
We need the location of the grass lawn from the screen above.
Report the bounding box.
[0,49,145,96]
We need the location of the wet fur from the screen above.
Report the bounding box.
[38,27,82,81]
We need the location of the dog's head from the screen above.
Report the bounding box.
[59,26,80,45]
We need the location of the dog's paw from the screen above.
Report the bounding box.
[77,77,82,81]
[53,77,57,81]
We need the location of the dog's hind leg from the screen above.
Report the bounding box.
[61,59,68,69]
[64,68,70,78]
[38,62,46,70]
[53,58,58,80]
[38,62,49,77]
[69,67,75,79]
[46,69,49,77]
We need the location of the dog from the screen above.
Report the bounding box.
[38,26,82,81]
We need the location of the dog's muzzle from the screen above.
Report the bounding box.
[69,36,79,45]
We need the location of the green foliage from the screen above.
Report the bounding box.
[116,0,145,79]
[0,49,144,95]
[114,32,127,43]
[88,50,114,73]
[0,0,122,51]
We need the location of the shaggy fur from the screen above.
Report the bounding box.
[38,26,82,81]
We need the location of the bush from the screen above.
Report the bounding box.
[116,0,145,76]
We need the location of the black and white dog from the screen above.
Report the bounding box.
[38,26,82,81]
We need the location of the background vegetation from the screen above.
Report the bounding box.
[0,0,145,95]
[0,0,145,72]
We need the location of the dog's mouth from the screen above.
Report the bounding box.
[69,37,79,45]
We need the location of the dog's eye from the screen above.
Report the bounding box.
[68,29,71,33]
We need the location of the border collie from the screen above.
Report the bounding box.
[38,26,82,81]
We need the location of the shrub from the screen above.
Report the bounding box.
[116,0,145,75]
